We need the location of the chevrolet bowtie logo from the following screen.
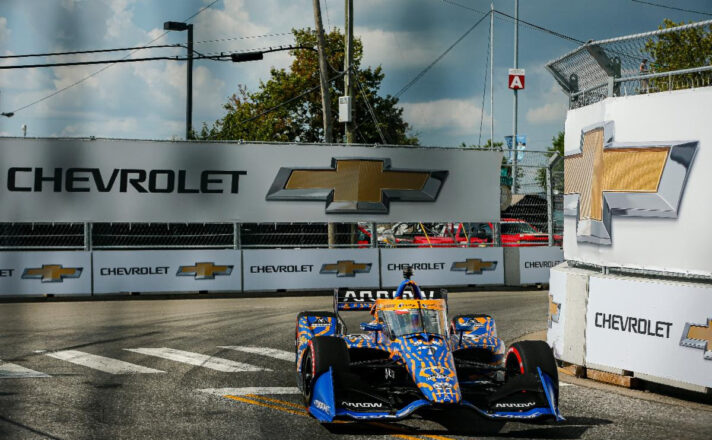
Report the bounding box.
[450,259,497,275]
[176,262,233,280]
[22,265,82,283]
[564,121,697,244]
[266,158,448,213]
[548,294,561,328]
[320,260,371,277]
[680,319,712,360]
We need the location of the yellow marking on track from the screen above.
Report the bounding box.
[223,394,455,440]
[245,394,306,410]
[223,395,308,417]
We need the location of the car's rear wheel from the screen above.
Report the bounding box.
[300,336,350,407]
[505,340,559,402]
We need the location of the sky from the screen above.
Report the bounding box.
[0,0,710,150]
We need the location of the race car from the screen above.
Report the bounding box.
[294,267,563,424]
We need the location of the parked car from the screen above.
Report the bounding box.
[413,219,562,247]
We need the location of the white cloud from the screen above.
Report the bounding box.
[525,87,567,124]
[401,98,491,136]
[358,28,440,69]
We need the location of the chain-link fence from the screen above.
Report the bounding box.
[0,149,563,249]
[547,19,712,109]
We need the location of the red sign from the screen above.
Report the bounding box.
[508,68,525,90]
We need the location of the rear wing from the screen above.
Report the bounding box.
[334,288,447,313]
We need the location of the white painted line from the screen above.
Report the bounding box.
[0,360,51,379]
[46,350,164,374]
[125,348,270,372]
[199,387,300,397]
[560,382,575,387]
[218,346,294,362]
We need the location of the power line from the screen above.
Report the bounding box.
[0,56,206,70]
[0,44,182,59]
[194,31,293,45]
[394,11,490,98]
[439,0,584,44]
[353,69,388,144]
[478,14,491,147]
[492,10,585,44]
[631,0,712,17]
[8,0,220,115]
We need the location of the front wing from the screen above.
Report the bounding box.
[307,367,563,423]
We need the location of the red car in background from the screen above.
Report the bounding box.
[413,218,562,247]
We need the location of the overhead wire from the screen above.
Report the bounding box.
[0,44,182,59]
[353,69,388,144]
[394,11,490,98]
[478,13,491,147]
[8,0,220,115]
[194,31,293,45]
[630,0,712,17]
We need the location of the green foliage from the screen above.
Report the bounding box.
[536,131,564,191]
[643,19,712,91]
[197,28,418,145]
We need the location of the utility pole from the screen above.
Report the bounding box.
[186,24,193,140]
[344,0,354,143]
[511,0,519,193]
[313,0,336,247]
[312,0,333,143]
[490,3,494,147]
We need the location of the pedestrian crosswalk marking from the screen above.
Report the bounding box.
[0,359,51,379]
[218,346,293,362]
[46,350,164,374]
[125,348,270,372]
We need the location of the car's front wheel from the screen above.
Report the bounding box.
[505,340,559,402]
[300,336,350,407]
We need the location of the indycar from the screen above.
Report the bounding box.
[294,267,563,424]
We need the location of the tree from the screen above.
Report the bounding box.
[536,131,564,192]
[644,19,712,91]
[197,28,418,145]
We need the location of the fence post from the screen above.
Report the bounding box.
[547,153,563,246]
[84,222,92,251]
[371,222,378,248]
[233,223,241,249]
[492,222,501,247]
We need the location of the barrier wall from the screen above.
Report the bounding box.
[93,250,242,294]
[549,262,712,392]
[0,247,562,295]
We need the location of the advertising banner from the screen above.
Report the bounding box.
[0,138,501,223]
[0,251,91,295]
[546,266,567,360]
[242,249,379,291]
[519,246,564,284]
[379,247,504,287]
[586,275,712,388]
[93,250,241,294]
[563,88,712,277]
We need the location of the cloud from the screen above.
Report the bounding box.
[401,98,491,136]
[525,95,567,124]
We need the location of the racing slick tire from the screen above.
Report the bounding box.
[505,340,559,402]
[300,336,350,406]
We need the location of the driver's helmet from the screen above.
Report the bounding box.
[410,311,421,329]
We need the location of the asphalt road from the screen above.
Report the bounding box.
[0,291,710,439]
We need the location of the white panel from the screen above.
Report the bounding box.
[242,248,379,291]
[0,139,502,223]
[93,250,241,294]
[564,88,712,276]
[0,251,91,296]
[546,266,567,360]
[379,247,504,287]
[519,246,564,284]
[586,275,712,388]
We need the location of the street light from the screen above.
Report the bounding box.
[164,21,193,140]
[1,112,12,118]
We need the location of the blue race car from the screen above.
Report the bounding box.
[294,267,563,424]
